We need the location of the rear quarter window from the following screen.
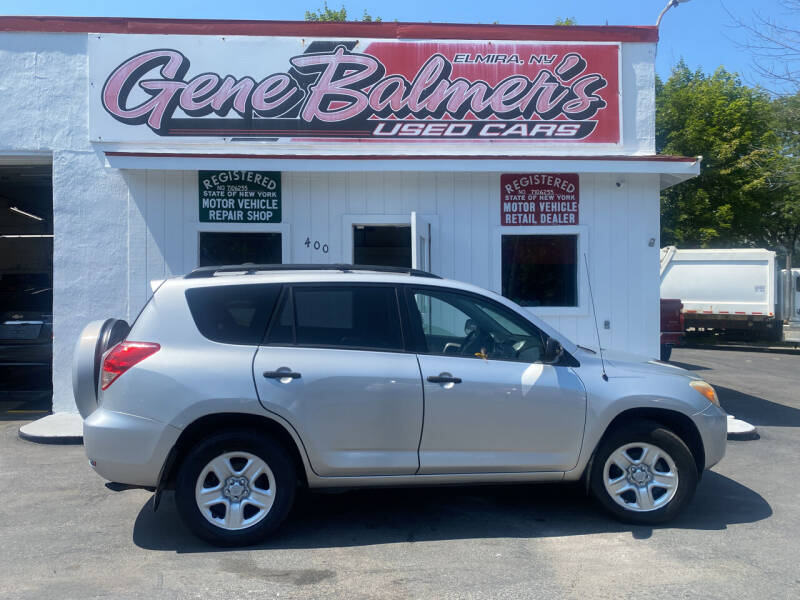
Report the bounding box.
[185,284,281,345]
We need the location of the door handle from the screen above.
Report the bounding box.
[263,370,302,380]
[427,374,462,384]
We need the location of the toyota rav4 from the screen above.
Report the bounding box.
[74,264,727,546]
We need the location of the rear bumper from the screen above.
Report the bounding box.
[0,342,51,365]
[83,408,180,487]
[684,313,773,330]
[693,402,727,470]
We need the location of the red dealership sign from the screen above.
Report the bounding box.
[93,37,620,144]
[501,174,579,225]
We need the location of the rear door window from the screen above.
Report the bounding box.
[267,285,403,351]
[185,284,281,345]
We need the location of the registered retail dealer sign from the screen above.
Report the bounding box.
[501,174,579,225]
[199,171,281,223]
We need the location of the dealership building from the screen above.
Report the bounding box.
[0,17,699,419]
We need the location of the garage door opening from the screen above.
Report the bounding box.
[0,164,53,417]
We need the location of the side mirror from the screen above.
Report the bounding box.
[543,338,564,364]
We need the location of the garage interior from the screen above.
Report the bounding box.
[0,163,53,417]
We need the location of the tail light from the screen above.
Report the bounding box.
[101,341,160,390]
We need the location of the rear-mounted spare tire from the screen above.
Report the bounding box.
[72,318,129,419]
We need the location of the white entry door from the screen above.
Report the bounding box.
[411,211,432,271]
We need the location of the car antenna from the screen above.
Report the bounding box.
[584,253,608,381]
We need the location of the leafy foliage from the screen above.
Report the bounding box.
[304,2,381,22]
[656,61,800,265]
[553,17,577,26]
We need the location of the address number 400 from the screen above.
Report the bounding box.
[305,238,329,253]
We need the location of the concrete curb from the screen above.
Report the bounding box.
[18,413,83,445]
[683,343,800,356]
[727,415,759,441]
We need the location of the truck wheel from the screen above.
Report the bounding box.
[589,421,698,525]
[175,430,296,547]
[660,344,672,361]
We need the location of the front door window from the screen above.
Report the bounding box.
[412,289,546,363]
[352,225,411,267]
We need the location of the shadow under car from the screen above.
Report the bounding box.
[131,470,771,553]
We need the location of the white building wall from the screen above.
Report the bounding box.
[124,170,661,358]
[0,32,130,413]
[0,31,662,414]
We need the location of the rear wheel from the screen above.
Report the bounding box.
[72,318,129,418]
[589,421,698,525]
[175,430,296,546]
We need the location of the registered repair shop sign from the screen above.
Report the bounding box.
[199,171,281,223]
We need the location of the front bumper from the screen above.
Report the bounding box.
[693,402,727,470]
[83,408,180,487]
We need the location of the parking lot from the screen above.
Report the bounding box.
[2,347,799,600]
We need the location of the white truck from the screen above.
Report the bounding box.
[659,246,800,342]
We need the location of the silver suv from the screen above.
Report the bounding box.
[74,265,726,546]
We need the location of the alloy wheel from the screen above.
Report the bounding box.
[602,442,679,512]
[194,451,276,530]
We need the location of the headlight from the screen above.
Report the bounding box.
[690,380,719,406]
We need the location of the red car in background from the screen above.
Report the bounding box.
[660,298,684,361]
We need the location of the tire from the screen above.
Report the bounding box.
[659,344,672,362]
[589,421,698,525]
[72,318,129,419]
[175,430,296,546]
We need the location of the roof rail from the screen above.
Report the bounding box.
[184,263,442,279]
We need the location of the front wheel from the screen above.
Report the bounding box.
[175,430,296,546]
[589,421,698,525]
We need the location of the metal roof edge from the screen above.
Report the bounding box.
[0,16,659,43]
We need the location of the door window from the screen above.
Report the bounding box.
[268,285,404,351]
[410,288,546,362]
[353,225,411,267]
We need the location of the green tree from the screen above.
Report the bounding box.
[304,2,381,22]
[657,61,777,248]
[361,10,382,22]
[554,17,577,26]
[749,93,800,268]
[305,2,347,21]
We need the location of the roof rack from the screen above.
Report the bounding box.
[184,263,442,279]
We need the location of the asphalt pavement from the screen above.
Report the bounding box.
[1,347,798,599]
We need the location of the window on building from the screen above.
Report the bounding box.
[199,232,282,267]
[353,225,411,267]
[501,234,578,307]
[269,285,403,351]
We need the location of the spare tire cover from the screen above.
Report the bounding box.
[72,319,129,419]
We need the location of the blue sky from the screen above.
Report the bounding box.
[3,0,797,91]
